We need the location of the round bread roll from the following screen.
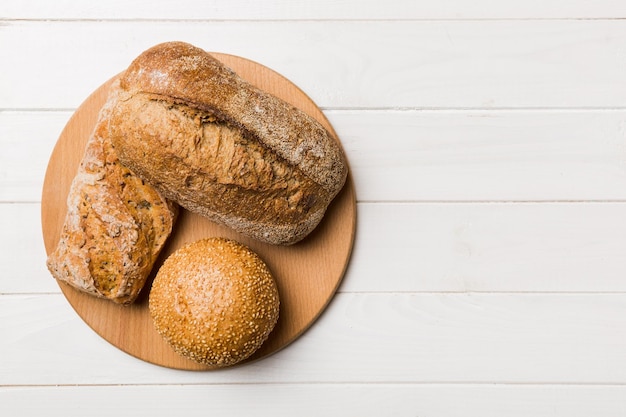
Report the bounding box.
[149,237,280,367]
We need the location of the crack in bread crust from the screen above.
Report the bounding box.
[112,94,325,229]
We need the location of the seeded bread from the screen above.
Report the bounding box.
[149,238,280,367]
[109,42,347,245]
[46,82,178,304]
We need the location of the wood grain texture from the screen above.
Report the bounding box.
[3,384,626,417]
[2,293,626,385]
[345,202,626,293]
[3,0,626,19]
[2,21,626,110]
[335,109,626,202]
[40,53,356,370]
[7,201,626,294]
[0,111,67,202]
[5,110,626,203]
[0,204,57,293]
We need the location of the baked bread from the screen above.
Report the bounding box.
[46,82,178,304]
[149,238,280,367]
[109,41,347,245]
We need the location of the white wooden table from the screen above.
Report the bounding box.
[3,1,626,415]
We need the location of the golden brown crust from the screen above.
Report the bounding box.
[109,41,347,244]
[149,238,280,367]
[46,82,178,304]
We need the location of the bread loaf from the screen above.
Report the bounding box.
[46,82,178,304]
[109,42,347,245]
[149,238,280,367]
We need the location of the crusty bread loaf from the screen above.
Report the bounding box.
[108,41,347,245]
[46,81,178,304]
[149,238,280,367]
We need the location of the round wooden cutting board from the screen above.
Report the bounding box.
[41,53,356,370]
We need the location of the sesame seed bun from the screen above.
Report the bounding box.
[149,237,280,367]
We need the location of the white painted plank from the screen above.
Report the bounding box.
[2,20,626,109]
[0,111,68,202]
[4,110,626,203]
[7,201,626,294]
[3,0,626,20]
[2,384,626,417]
[345,202,626,293]
[0,203,58,293]
[2,293,626,385]
[333,110,626,202]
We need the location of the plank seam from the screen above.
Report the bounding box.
[4,381,626,387]
[3,17,626,23]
